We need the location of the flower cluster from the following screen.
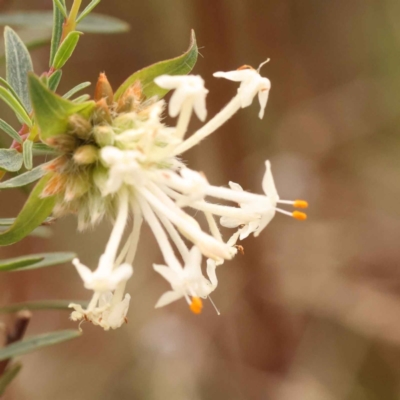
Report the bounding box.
[56,64,307,330]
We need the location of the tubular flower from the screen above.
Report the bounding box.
[40,64,306,329]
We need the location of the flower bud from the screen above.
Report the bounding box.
[94,72,114,105]
[68,114,92,140]
[93,125,115,147]
[93,165,109,193]
[65,176,89,202]
[92,98,112,125]
[73,145,99,165]
[46,134,78,152]
[117,81,142,113]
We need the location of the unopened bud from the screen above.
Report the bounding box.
[94,72,114,105]
[93,165,109,193]
[46,134,78,152]
[73,145,99,165]
[65,176,89,202]
[68,114,92,139]
[93,125,115,147]
[43,155,69,173]
[41,173,67,197]
[92,98,112,125]
[117,81,142,113]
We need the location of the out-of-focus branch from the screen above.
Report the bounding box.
[0,310,32,375]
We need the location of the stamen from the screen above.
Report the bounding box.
[294,200,308,209]
[190,297,203,314]
[257,59,270,72]
[292,211,307,221]
[208,296,220,316]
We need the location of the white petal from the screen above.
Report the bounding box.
[262,160,279,200]
[107,294,131,329]
[155,290,183,308]
[169,89,186,118]
[213,70,254,82]
[228,181,243,191]
[154,75,181,89]
[206,259,218,288]
[253,209,276,237]
[193,94,207,121]
[72,258,93,284]
[220,216,242,228]
[258,81,270,119]
[239,222,257,240]
[153,264,180,285]
[100,146,123,165]
[238,78,260,108]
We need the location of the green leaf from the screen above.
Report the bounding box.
[22,140,33,170]
[0,330,81,362]
[0,12,129,34]
[0,119,21,143]
[0,363,22,396]
[4,26,34,112]
[51,31,81,70]
[32,143,58,156]
[0,77,28,112]
[28,73,95,140]
[115,30,198,101]
[0,174,56,246]
[72,94,90,103]
[0,149,23,172]
[0,224,52,238]
[0,86,32,127]
[0,300,88,314]
[0,164,46,189]
[48,70,62,92]
[54,0,67,18]
[0,251,75,272]
[63,81,91,99]
[50,1,66,66]
[76,0,101,24]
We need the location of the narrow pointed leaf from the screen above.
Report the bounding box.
[0,252,75,272]
[0,77,28,112]
[63,81,91,99]
[50,0,66,66]
[0,174,56,246]
[0,149,23,172]
[76,0,101,23]
[0,164,46,189]
[54,0,67,18]
[0,86,32,127]
[0,225,52,238]
[115,30,198,101]
[0,119,21,143]
[0,12,129,34]
[22,140,33,170]
[0,330,81,362]
[51,31,81,70]
[4,26,34,112]
[0,300,88,314]
[72,94,90,103]
[0,363,22,396]
[28,73,95,140]
[48,70,62,92]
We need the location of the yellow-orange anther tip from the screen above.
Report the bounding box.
[294,200,308,209]
[292,211,307,221]
[189,297,203,314]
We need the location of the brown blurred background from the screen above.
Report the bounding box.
[2,0,400,399]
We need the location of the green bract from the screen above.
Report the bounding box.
[28,73,95,140]
[115,30,198,100]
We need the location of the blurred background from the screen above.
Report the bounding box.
[2,0,400,399]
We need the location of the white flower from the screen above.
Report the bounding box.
[214,64,271,119]
[73,257,133,292]
[220,161,278,239]
[100,147,146,195]
[153,247,217,313]
[69,292,131,331]
[155,75,208,121]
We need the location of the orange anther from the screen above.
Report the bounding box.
[237,64,255,71]
[189,297,203,314]
[292,211,307,221]
[294,200,308,209]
